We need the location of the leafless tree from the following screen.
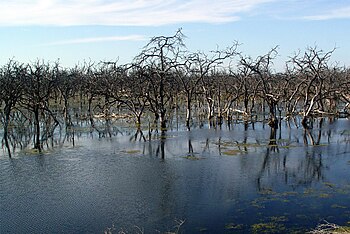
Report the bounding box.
[134,29,186,130]
[240,46,281,128]
[187,44,239,126]
[289,47,338,128]
[20,60,58,151]
[0,60,26,157]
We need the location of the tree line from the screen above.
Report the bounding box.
[1,29,349,157]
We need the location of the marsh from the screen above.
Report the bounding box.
[1,117,349,233]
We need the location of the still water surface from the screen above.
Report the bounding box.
[1,119,350,233]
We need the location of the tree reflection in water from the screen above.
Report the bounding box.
[1,115,349,234]
[1,115,347,192]
[256,123,330,192]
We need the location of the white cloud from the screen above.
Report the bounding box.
[0,0,274,26]
[42,35,147,46]
[303,6,350,20]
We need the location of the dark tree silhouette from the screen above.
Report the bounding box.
[134,29,186,130]
[20,61,58,151]
[0,60,26,157]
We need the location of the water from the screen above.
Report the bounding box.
[1,118,350,233]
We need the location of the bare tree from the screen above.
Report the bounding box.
[240,47,281,128]
[215,71,243,124]
[338,68,350,113]
[120,64,150,127]
[232,62,257,116]
[0,60,26,157]
[20,60,58,151]
[56,66,79,126]
[187,44,239,125]
[289,47,337,128]
[134,29,186,130]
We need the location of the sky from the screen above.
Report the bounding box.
[0,0,349,71]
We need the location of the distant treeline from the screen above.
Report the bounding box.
[1,29,349,156]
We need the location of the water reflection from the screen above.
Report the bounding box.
[0,117,349,233]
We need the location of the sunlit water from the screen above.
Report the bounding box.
[1,118,349,233]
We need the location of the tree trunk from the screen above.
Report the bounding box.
[3,105,12,158]
[160,110,167,130]
[301,115,309,129]
[185,94,191,129]
[217,90,223,126]
[244,89,249,114]
[207,100,214,120]
[136,114,142,128]
[34,105,41,151]
[64,97,69,125]
[268,103,278,129]
[88,96,94,127]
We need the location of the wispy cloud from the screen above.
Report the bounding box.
[303,6,350,20]
[42,35,146,46]
[0,0,274,26]
[264,0,350,21]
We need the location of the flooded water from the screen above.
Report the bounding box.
[1,118,350,233]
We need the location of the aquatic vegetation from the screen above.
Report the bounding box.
[122,150,141,154]
[251,216,288,233]
[225,223,243,230]
[258,188,277,195]
[280,191,298,196]
[318,193,332,198]
[222,149,242,156]
[251,221,286,233]
[311,144,329,147]
[18,148,52,156]
[198,227,208,232]
[331,204,348,209]
[182,155,202,160]
[324,182,336,189]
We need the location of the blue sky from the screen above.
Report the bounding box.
[0,0,349,71]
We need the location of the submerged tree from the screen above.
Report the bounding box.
[0,60,26,157]
[233,61,257,116]
[240,47,281,128]
[289,47,337,128]
[56,65,80,126]
[1,31,350,158]
[185,44,239,126]
[120,64,149,127]
[20,61,58,151]
[134,29,186,130]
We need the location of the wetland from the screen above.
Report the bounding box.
[1,30,350,233]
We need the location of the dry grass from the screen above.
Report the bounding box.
[308,221,350,234]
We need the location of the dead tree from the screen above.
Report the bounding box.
[20,61,58,151]
[188,44,239,125]
[0,60,26,157]
[56,65,82,127]
[215,71,243,124]
[173,55,201,129]
[80,61,98,129]
[134,29,186,130]
[289,47,336,128]
[119,64,149,127]
[282,66,305,117]
[232,63,256,116]
[240,47,281,128]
